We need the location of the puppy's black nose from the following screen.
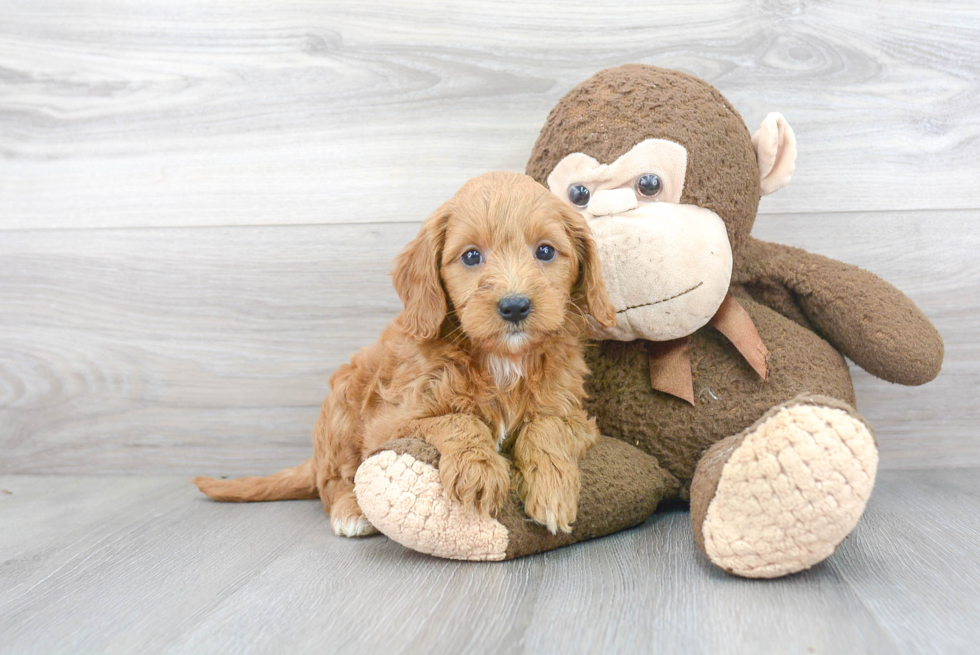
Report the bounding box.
[497,295,532,323]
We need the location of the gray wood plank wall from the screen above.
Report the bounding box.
[2,0,978,474]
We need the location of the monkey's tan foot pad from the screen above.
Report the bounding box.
[691,394,878,579]
[354,439,509,561]
[354,436,679,561]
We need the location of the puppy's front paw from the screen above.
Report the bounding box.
[517,461,580,534]
[439,446,510,518]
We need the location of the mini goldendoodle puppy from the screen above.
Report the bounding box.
[194,171,616,536]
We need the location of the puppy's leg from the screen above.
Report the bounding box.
[328,483,379,537]
[400,415,510,518]
[513,413,599,534]
[310,378,377,537]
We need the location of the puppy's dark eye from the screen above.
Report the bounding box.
[567,184,590,207]
[461,249,482,267]
[535,244,556,262]
[635,174,663,199]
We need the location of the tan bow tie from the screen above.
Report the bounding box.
[645,295,770,405]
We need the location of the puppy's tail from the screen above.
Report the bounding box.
[193,458,318,502]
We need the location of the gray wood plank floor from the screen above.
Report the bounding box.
[1,468,977,655]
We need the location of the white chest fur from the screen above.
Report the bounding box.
[485,354,524,389]
[496,420,507,452]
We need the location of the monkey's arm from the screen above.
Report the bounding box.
[735,238,943,385]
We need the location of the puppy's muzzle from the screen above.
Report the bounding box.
[497,295,532,323]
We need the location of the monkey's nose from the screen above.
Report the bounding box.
[498,295,532,323]
[588,188,637,217]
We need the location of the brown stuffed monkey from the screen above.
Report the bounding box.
[353,65,944,578]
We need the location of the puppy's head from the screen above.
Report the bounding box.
[392,171,615,354]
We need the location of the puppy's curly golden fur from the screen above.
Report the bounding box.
[194,172,616,536]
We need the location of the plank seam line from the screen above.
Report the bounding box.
[0,207,976,235]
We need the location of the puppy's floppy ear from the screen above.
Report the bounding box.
[391,204,452,340]
[561,205,617,328]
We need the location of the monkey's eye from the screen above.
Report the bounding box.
[535,244,557,262]
[635,174,663,199]
[461,249,483,267]
[567,184,591,207]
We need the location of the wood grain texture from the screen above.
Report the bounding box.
[0,1,977,472]
[2,3,976,652]
[1,468,978,654]
[1,210,975,474]
[830,469,980,654]
[1,0,979,230]
[0,222,415,475]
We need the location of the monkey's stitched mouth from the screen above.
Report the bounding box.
[616,281,704,314]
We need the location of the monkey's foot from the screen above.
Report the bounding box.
[354,437,677,561]
[691,394,878,579]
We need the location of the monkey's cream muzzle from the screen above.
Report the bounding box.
[588,202,732,341]
[547,138,734,342]
[586,187,637,217]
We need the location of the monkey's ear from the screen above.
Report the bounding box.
[752,112,797,196]
[391,205,451,340]
[562,206,617,328]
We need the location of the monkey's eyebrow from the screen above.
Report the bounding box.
[616,282,703,314]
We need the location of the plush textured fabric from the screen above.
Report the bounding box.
[585,203,733,342]
[583,295,856,492]
[504,435,679,559]
[527,64,761,257]
[546,138,689,211]
[356,437,679,561]
[355,440,510,561]
[690,395,878,578]
[736,238,944,386]
[752,112,797,196]
[353,64,943,576]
